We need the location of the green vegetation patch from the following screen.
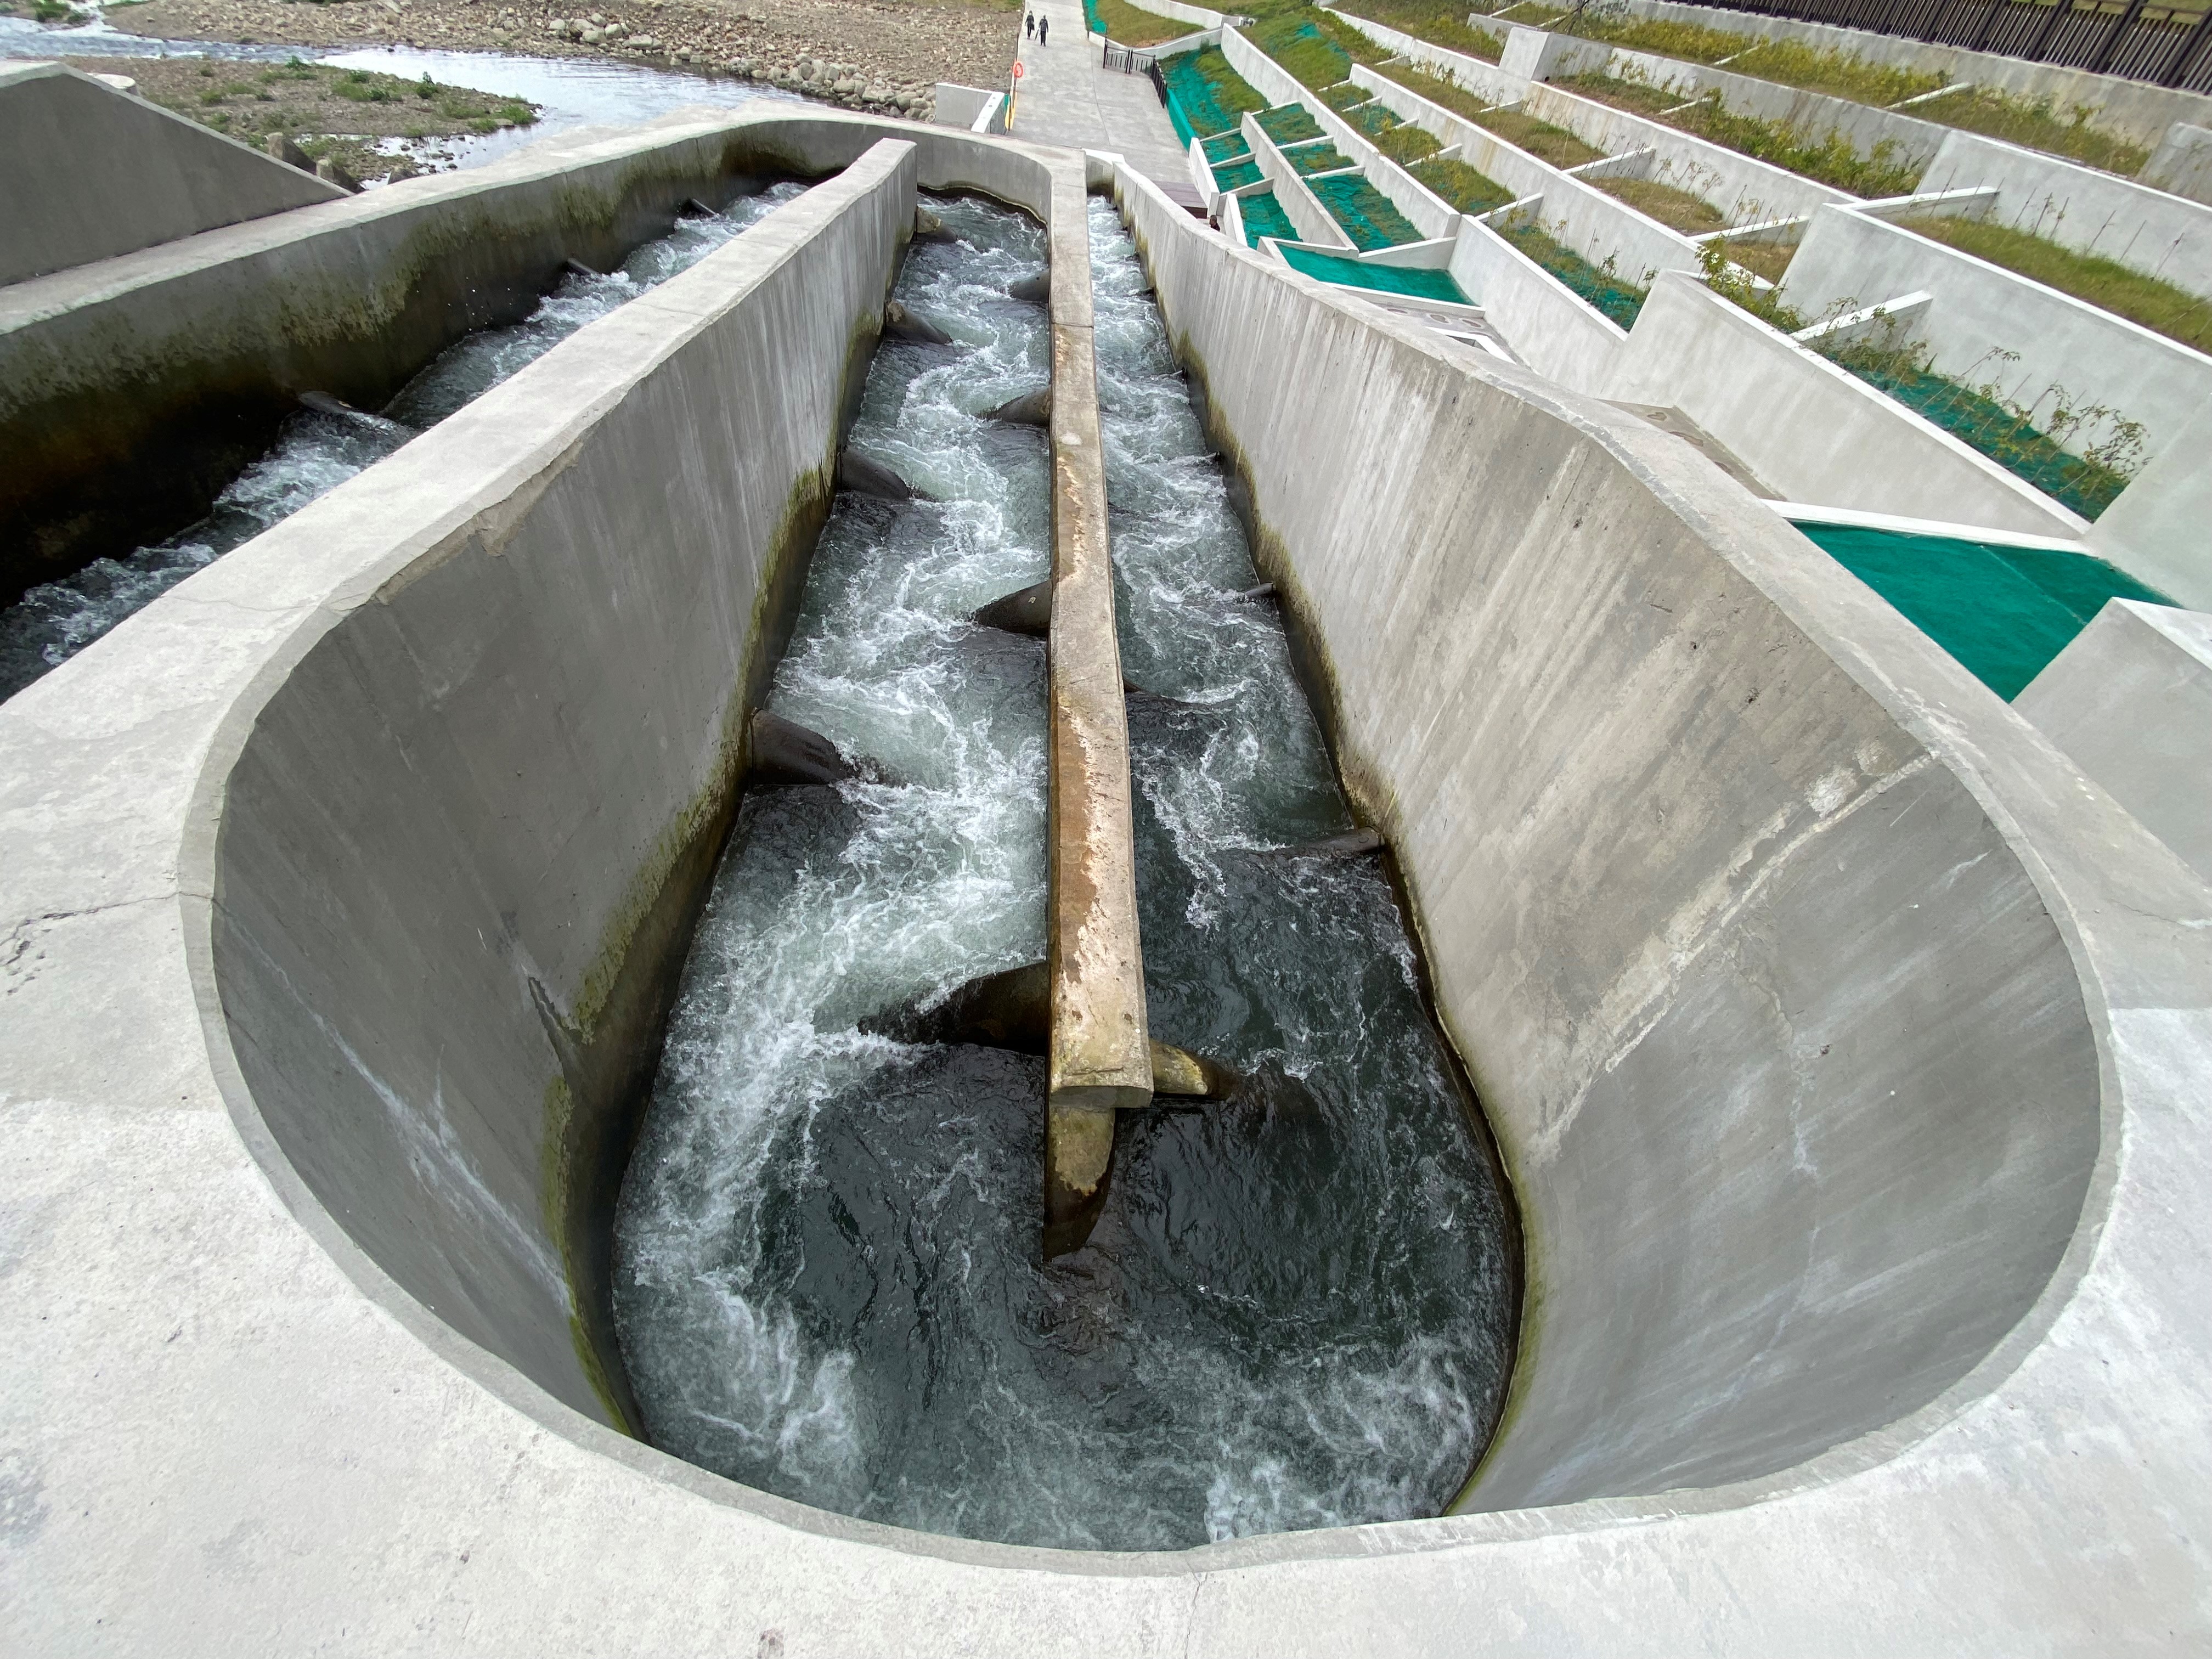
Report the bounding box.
[1499,218,1647,326]
[1559,72,1921,196]
[1372,62,1603,168]
[1203,129,1253,163]
[1213,157,1265,190]
[1286,140,1356,175]
[1279,242,1473,304]
[1412,155,1513,215]
[1833,350,2140,520]
[1243,8,1392,92]
[1590,172,1724,235]
[1520,4,1946,103]
[1331,0,1504,62]
[1899,213,2211,352]
[1257,102,1325,145]
[1699,240,2143,517]
[1239,189,1300,245]
[1310,171,1424,249]
[1913,89,2151,177]
[1798,521,2170,699]
[1161,45,1269,140]
[1085,0,1198,47]
[1322,80,1374,112]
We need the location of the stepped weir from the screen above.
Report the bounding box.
[1,70,2208,1654]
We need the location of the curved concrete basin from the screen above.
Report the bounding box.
[1,110,2207,1651]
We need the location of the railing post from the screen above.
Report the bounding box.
[2091,0,2152,71]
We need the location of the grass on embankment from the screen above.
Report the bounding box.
[1161,44,1269,137]
[1898,213,2212,352]
[1330,0,1503,62]
[1086,0,1198,48]
[1372,61,1601,167]
[1589,173,1725,234]
[1510,4,2149,175]
[1499,217,1647,326]
[1558,72,1922,196]
[1412,156,1513,214]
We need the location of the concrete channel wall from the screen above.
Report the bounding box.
[0,61,344,289]
[0,111,803,607]
[210,136,923,1430]
[1120,160,2113,1506]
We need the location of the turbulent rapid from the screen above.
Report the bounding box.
[0,184,800,702]
[612,192,1516,1553]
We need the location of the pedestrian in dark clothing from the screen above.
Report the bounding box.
[1025,12,1035,38]
[1037,13,1049,44]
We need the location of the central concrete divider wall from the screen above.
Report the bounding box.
[207,136,922,1429]
[1114,164,2102,1505]
[1042,159,1153,1245]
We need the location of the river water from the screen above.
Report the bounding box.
[0,182,801,700]
[611,194,1516,1552]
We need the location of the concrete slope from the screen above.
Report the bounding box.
[0,61,342,289]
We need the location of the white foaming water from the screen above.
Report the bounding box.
[610,198,1514,1554]
[614,196,1057,1519]
[0,185,800,702]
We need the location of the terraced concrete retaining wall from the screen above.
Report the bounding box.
[1447,215,1629,388]
[0,61,343,289]
[1609,270,2087,534]
[1350,66,1707,282]
[209,136,922,1429]
[1915,126,2212,301]
[1120,164,2103,1506]
[1613,0,2212,150]
[1780,200,2212,462]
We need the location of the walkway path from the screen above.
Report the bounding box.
[1005,0,1192,191]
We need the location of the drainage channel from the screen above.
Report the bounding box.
[0,180,802,702]
[606,187,1517,1553]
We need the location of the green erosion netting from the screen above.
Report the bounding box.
[1213,157,1264,190]
[1239,190,1299,245]
[1311,172,1422,250]
[1203,130,1251,163]
[1828,358,2132,521]
[1323,81,1372,112]
[1279,244,1472,305]
[1499,221,1645,327]
[1082,0,1105,36]
[1257,103,1325,145]
[1412,156,1511,213]
[1346,100,1398,140]
[1287,142,1355,175]
[1797,522,2172,700]
[1161,47,1266,142]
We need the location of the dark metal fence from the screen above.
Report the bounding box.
[1654,0,2212,92]
[1103,41,1159,74]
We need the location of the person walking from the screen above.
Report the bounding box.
[1024,12,1034,40]
[1037,12,1049,44]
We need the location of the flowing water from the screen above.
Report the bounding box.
[0,183,801,701]
[612,194,1516,1553]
